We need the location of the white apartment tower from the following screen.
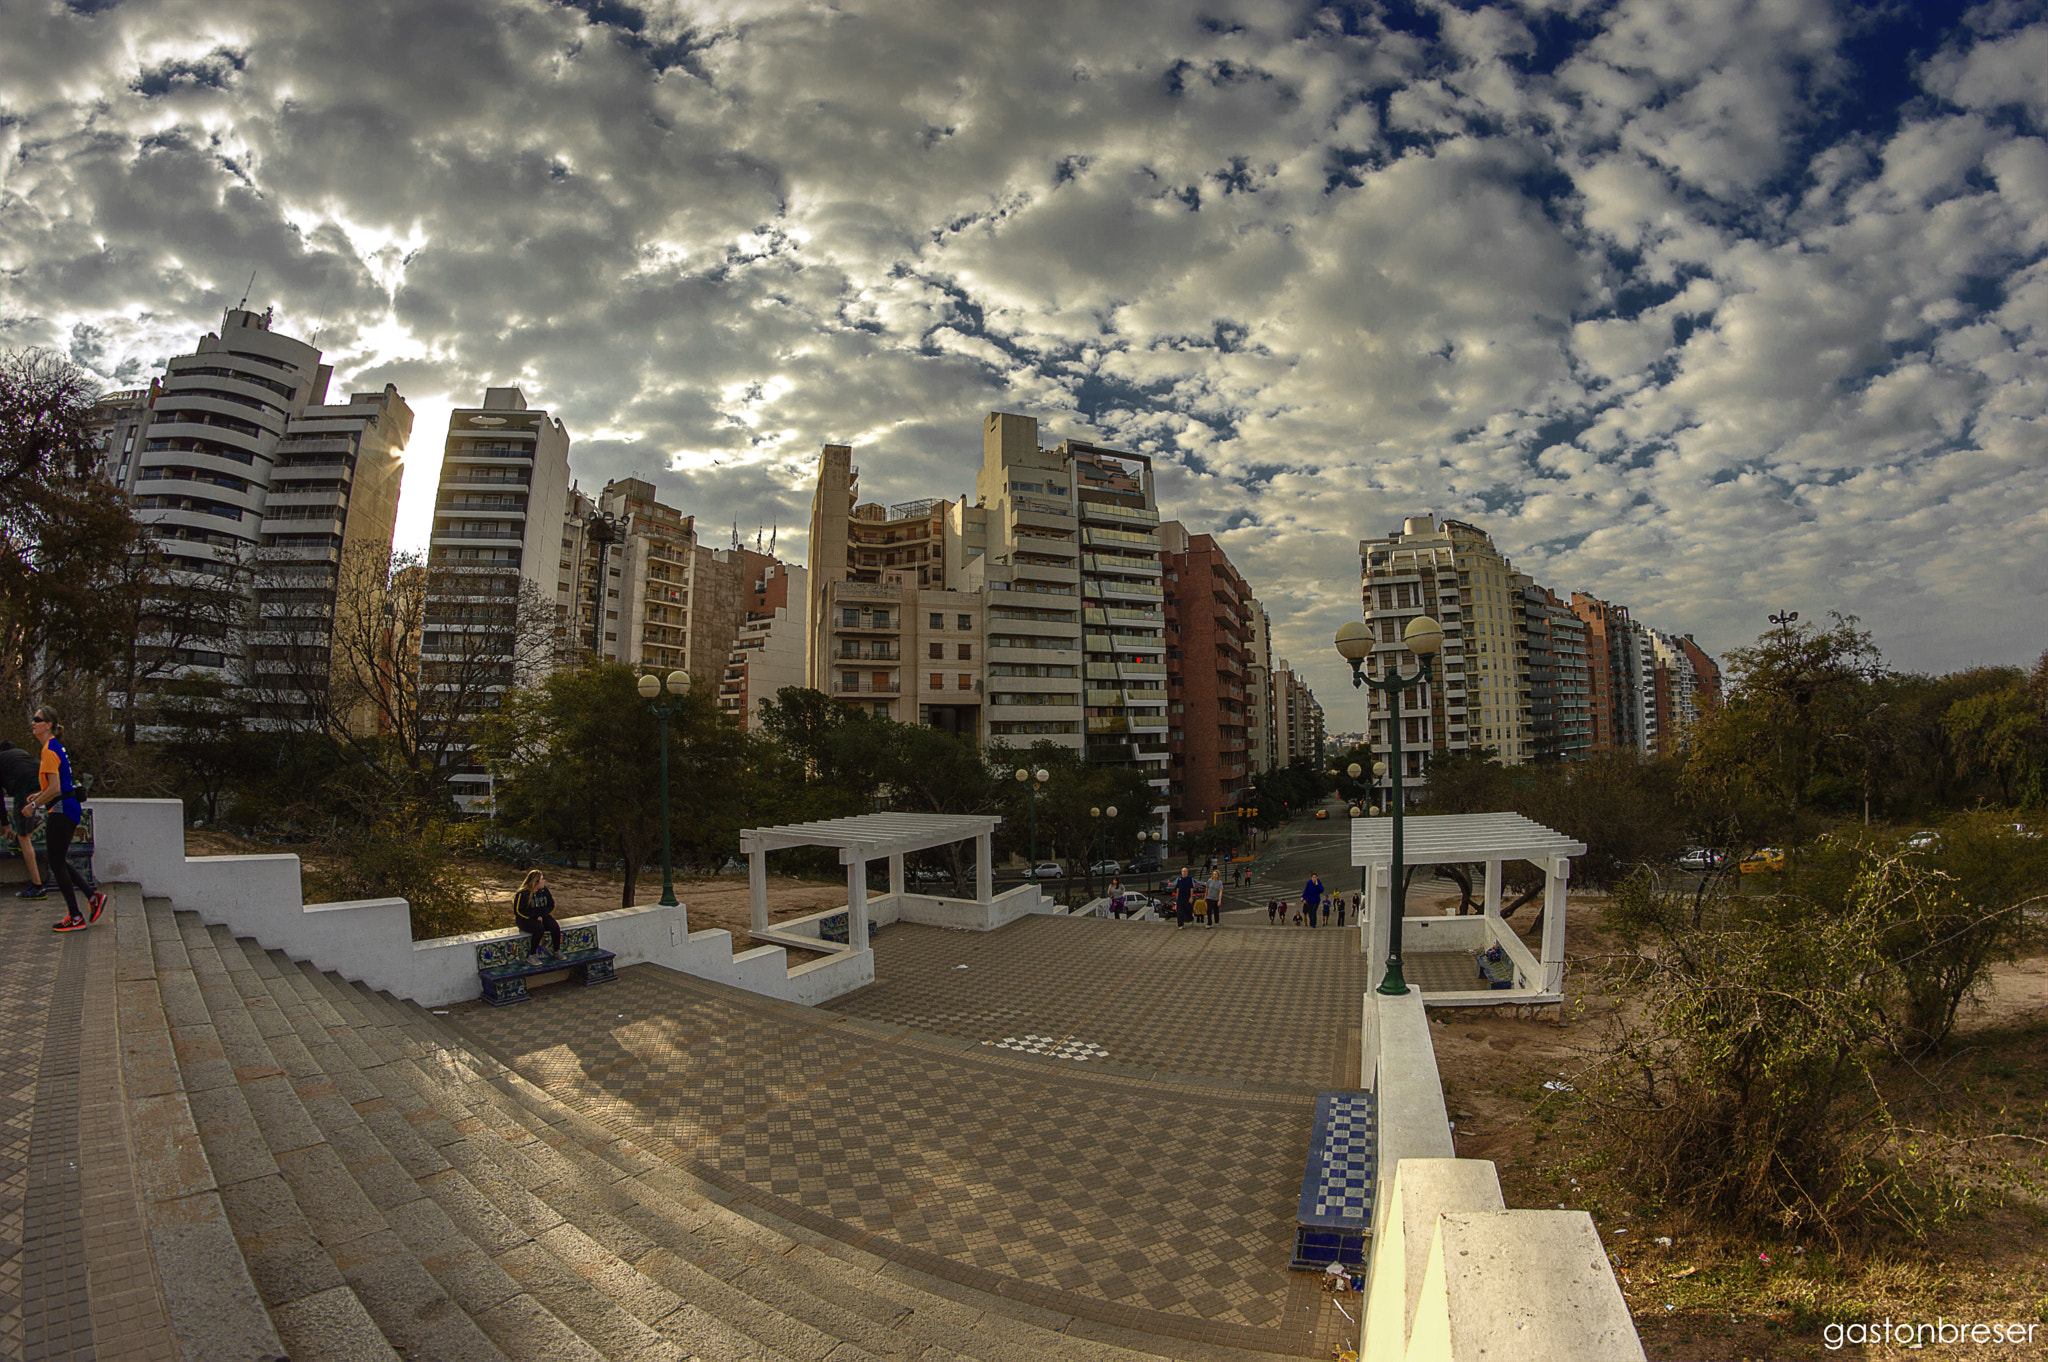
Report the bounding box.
[425,387,571,807]
[1358,516,1473,789]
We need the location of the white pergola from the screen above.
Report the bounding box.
[737,812,1002,950]
[1350,812,1588,995]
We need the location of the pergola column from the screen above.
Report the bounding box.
[846,856,870,950]
[1484,860,1503,916]
[888,853,904,897]
[1542,857,1571,993]
[975,832,993,903]
[749,847,768,937]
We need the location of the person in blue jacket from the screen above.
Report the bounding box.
[1301,873,1325,927]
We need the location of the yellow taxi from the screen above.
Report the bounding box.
[1739,846,1786,874]
[1315,809,1329,819]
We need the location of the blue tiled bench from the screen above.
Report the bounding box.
[1291,1090,1376,1270]
[477,925,617,1006]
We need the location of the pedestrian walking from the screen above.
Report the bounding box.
[1301,872,1324,928]
[1334,893,1347,928]
[1268,897,1281,925]
[1108,877,1127,919]
[25,707,101,930]
[1173,866,1196,929]
[1204,868,1223,928]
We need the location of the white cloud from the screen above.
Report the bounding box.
[4,0,2044,708]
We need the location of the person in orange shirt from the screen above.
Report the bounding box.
[23,706,102,930]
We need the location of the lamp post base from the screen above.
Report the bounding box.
[1376,959,1411,996]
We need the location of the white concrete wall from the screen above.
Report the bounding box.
[88,799,877,1009]
[1359,995,1644,1360]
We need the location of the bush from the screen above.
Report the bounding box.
[309,800,487,940]
[1580,842,2013,1242]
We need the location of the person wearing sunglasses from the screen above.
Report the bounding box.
[23,707,102,930]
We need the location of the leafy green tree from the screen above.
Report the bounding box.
[1941,677,2041,807]
[482,663,743,906]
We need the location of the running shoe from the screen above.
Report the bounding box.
[88,892,106,924]
[16,885,48,899]
[53,916,88,932]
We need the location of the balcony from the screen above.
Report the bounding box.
[834,644,901,660]
[830,679,901,695]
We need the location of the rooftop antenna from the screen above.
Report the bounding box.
[769,524,777,554]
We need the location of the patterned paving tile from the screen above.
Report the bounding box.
[451,914,1378,1354]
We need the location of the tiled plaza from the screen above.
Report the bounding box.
[448,914,1379,1356]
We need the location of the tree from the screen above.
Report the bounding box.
[0,349,150,714]
[482,663,744,907]
[249,544,556,807]
[1942,678,2042,807]
[110,535,251,744]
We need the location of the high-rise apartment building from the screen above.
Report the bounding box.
[560,477,762,681]
[1515,580,1592,763]
[1271,661,1326,767]
[1244,600,1276,774]
[425,387,571,808]
[125,308,413,726]
[1357,517,1470,785]
[805,444,975,725]
[717,561,809,729]
[967,414,1087,749]
[1064,438,1169,793]
[1160,522,1252,832]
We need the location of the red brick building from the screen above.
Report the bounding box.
[1161,522,1252,836]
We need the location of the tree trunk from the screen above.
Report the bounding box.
[1497,882,1542,920]
[1442,863,1475,913]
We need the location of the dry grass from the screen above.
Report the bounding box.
[1430,893,2048,1361]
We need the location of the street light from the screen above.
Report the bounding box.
[1015,766,1051,870]
[1090,805,1119,876]
[637,669,691,907]
[1769,609,1800,639]
[1335,615,1444,996]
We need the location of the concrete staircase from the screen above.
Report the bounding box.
[127,883,1203,1361]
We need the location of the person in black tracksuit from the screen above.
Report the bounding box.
[513,869,563,960]
[0,740,44,897]
[1173,867,1195,929]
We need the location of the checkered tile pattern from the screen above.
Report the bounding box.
[445,916,1373,1349]
[983,1034,1110,1061]
[1312,1095,1373,1222]
[828,913,1376,1087]
[1403,949,1491,992]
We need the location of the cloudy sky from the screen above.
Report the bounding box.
[5,0,2045,708]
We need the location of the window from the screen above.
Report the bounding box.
[842,608,858,627]
[930,612,943,629]
[931,673,944,690]
[957,674,972,690]
[958,613,972,630]
[957,643,972,660]
[842,671,859,688]
[930,642,944,659]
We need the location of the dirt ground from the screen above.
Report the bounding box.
[1426,889,2048,1361]
[184,828,848,959]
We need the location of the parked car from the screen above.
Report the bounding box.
[1129,853,1163,874]
[1089,858,1121,876]
[1112,891,1157,915]
[1903,829,1943,852]
[1739,847,1786,874]
[1676,846,1729,872]
[1027,861,1065,879]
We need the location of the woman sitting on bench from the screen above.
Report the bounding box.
[513,870,563,962]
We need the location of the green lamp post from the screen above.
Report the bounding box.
[1335,615,1444,996]
[1015,766,1050,871]
[637,668,690,907]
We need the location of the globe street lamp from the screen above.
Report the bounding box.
[1090,805,1119,883]
[1015,767,1051,871]
[637,669,690,907]
[1335,615,1444,996]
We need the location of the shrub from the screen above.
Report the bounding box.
[311,799,487,940]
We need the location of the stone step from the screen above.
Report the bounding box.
[172,906,717,1362]
[312,967,1195,1361]
[200,917,702,1362]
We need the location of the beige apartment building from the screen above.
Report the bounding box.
[717,560,809,730]
[558,476,765,683]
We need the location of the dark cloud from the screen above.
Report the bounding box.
[4,0,2042,703]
